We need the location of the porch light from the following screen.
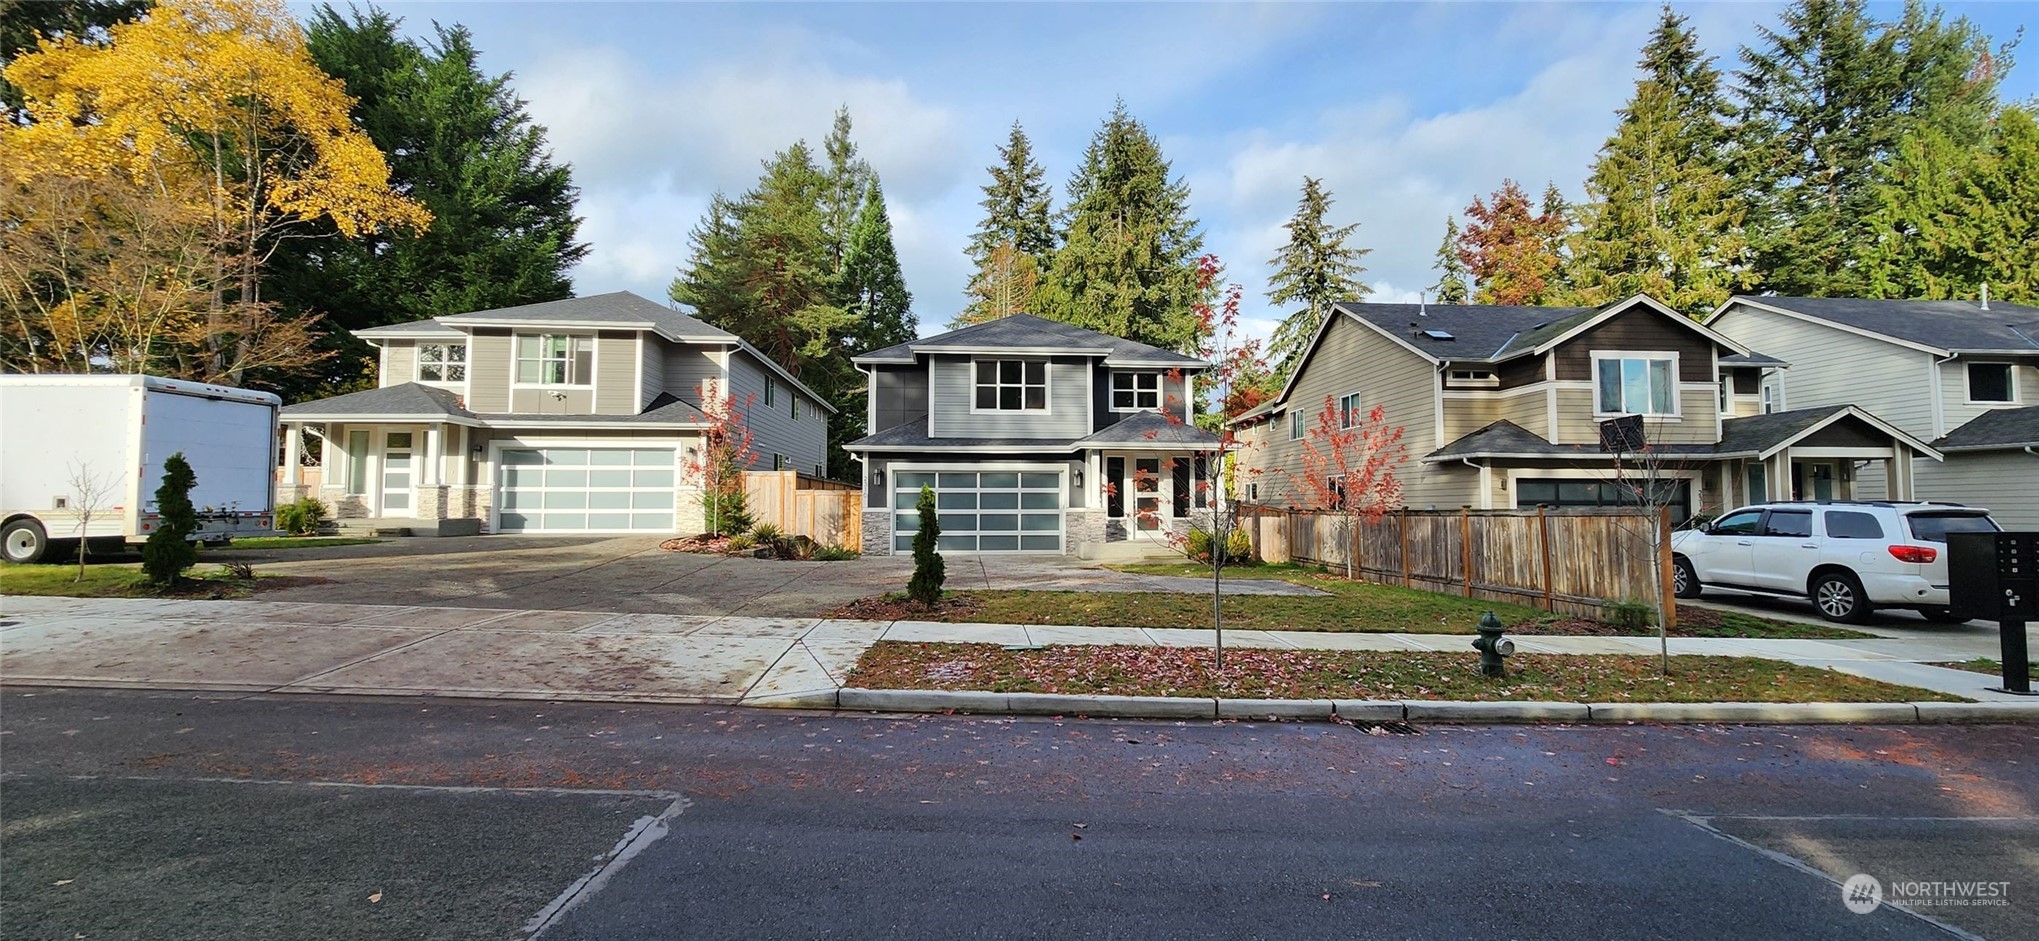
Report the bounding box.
[1073,467,1083,486]
[873,468,885,488]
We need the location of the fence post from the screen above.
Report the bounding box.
[1460,506,1474,598]
[1538,505,1554,612]
[1400,507,1411,588]
[1657,505,1678,633]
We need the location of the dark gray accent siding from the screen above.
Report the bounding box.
[873,364,929,433]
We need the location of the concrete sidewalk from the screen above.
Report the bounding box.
[3,596,2034,706]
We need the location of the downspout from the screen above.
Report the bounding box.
[1929,352,1958,438]
[1459,458,1491,510]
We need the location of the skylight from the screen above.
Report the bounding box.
[1423,329,1455,340]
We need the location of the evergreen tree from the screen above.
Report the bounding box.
[1859,105,2038,304]
[264,5,586,398]
[1264,177,1370,377]
[842,181,916,354]
[1565,6,1753,314]
[1457,180,1567,305]
[1428,218,1471,304]
[1731,0,2002,295]
[821,106,875,276]
[958,121,1055,325]
[906,485,944,607]
[1034,102,1211,352]
[140,452,197,586]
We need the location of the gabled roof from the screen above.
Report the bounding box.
[1935,405,2039,452]
[279,382,478,424]
[355,318,465,339]
[854,314,1208,368]
[1709,296,2039,355]
[1422,420,1717,462]
[1423,405,1941,464]
[436,291,739,343]
[1074,411,1220,450]
[1718,352,1789,368]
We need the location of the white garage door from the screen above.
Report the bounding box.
[498,447,676,533]
[892,469,1063,554]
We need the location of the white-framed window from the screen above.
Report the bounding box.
[515,334,592,385]
[1967,362,2016,403]
[791,397,800,420]
[1111,371,1161,411]
[1761,384,1776,414]
[1288,410,1305,440]
[1592,352,1678,416]
[1338,391,1363,428]
[1446,368,1498,388]
[417,343,467,382]
[974,359,1048,411]
[1327,475,1348,509]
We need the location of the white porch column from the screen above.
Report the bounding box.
[283,424,302,486]
[424,424,444,486]
[458,425,471,487]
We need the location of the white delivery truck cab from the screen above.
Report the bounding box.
[1,374,282,564]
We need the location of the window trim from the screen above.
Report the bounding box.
[970,358,1052,414]
[1337,391,1363,429]
[416,342,468,384]
[1964,361,2017,405]
[512,333,595,388]
[1445,368,1499,388]
[764,378,775,408]
[1590,350,1681,418]
[1109,370,1162,412]
[1288,410,1305,440]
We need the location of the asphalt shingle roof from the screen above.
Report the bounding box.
[279,383,472,419]
[1734,296,2039,353]
[437,291,740,342]
[1713,406,1855,455]
[1718,352,1788,367]
[354,318,465,338]
[1935,405,2039,451]
[1339,302,1600,361]
[856,314,1207,367]
[1424,406,1897,463]
[842,417,1082,452]
[1074,411,1220,448]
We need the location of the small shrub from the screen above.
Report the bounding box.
[750,522,783,541]
[906,485,944,607]
[220,560,254,580]
[813,544,859,561]
[141,452,198,586]
[276,497,328,536]
[1603,599,1657,630]
[702,488,752,537]
[726,533,756,551]
[1225,527,1252,562]
[1184,528,1215,562]
[782,534,819,560]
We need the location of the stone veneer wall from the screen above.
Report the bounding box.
[861,510,892,556]
[1065,509,1107,554]
[674,485,706,537]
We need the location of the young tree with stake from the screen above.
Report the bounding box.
[65,461,117,582]
[682,381,758,537]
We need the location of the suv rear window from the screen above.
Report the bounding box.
[1763,510,1813,538]
[1823,511,1884,539]
[1906,512,2000,543]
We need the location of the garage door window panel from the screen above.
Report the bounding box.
[498,447,675,533]
[892,467,1063,553]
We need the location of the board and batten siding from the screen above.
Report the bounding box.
[1237,313,1473,510]
[1711,303,1936,438]
[728,351,827,474]
[379,341,416,387]
[466,329,512,412]
[927,355,1089,439]
[639,335,666,410]
[663,345,723,404]
[594,331,639,414]
[1915,451,2039,528]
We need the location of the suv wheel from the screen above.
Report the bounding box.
[1672,557,1702,599]
[1811,571,1872,624]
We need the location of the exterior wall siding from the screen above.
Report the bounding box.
[380,341,416,387]
[663,345,723,405]
[595,331,639,414]
[467,329,512,413]
[928,354,1089,439]
[1711,302,1935,436]
[872,364,929,433]
[1914,451,2039,528]
[1938,358,2038,438]
[728,351,827,474]
[639,335,665,410]
[1551,307,1715,383]
[1551,386,1717,444]
[509,388,595,413]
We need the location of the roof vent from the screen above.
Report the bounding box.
[1981,282,1990,311]
[1423,329,1455,341]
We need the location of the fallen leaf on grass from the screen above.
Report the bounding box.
[367,891,382,903]
[52,879,73,886]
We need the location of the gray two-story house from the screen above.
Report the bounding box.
[1706,296,2039,527]
[844,314,1216,556]
[277,292,831,534]
[1233,294,1941,522]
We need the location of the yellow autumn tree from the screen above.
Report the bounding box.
[2,0,429,382]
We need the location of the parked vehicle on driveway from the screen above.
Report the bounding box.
[1669,500,2001,623]
[1,374,281,564]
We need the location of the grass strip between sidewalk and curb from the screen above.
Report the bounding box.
[846,642,1964,704]
[0,563,305,599]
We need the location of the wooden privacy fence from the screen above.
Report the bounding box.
[744,470,861,548]
[1239,505,1675,624]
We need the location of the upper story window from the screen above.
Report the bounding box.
[416,343,466,382]
[1446,368,1498,388]
[791,397,800,420]
[515,334,592,385]
[1288,410,1305,440]
[1593,352,1677,416]
[1338,391,1363,428]
[1967,362,2015,403]
[974,359,1047,411]
[1111,371,1161,411]
[764,378,775,408]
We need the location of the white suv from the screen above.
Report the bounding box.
[1669,501,2001,623]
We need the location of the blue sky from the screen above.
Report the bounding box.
[344,1,2035,344]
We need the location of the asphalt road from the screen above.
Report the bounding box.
[2,689,2034,941]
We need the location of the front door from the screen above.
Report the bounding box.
[1128,456,1168,540]
[379,431,414,515]
[1791,462,1836,500]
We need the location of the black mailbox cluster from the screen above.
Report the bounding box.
[1949,532,2038,620]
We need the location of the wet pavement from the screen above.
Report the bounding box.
[2,689,2033,940]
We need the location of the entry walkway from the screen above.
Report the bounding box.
[3,597,2033,706]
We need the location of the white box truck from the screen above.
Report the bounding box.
[1,374,282,564]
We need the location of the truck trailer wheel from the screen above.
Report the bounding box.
[2,519,49,564]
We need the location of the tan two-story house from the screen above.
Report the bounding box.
[277,292,831,535]
[1233,294,1941,523]
[1706,296,2039,527]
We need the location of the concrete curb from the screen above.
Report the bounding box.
[825,689,2039,724]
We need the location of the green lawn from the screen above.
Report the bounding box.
[848,642,1962,703]
[929,569,1867,640]
[204,536,380,551]
[0,563,261,598]
[1103,561,1320,580]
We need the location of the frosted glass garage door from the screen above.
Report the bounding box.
[893,469,1063,553]
[498,448,675,533]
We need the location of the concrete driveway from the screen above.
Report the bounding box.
[231,537,1320,616]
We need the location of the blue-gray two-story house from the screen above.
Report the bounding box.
[844,315,1218,556]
